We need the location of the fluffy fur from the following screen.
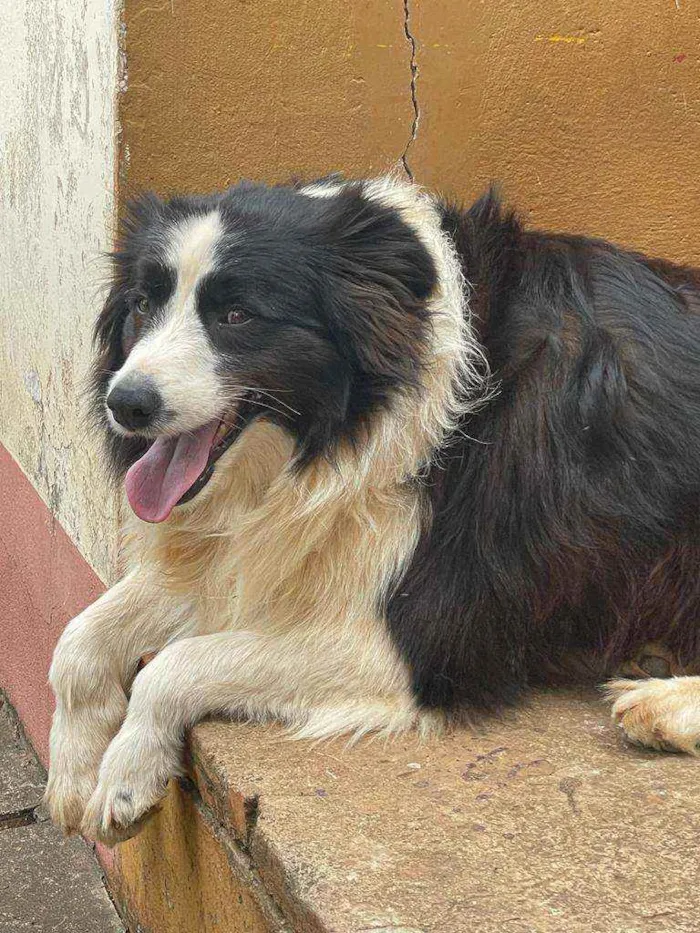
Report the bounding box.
[46,175,700,845]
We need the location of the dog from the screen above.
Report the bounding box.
[45,175,700,845]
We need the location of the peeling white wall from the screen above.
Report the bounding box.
[0,0,120,581]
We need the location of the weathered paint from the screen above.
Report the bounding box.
[112,781,282,933]
[0,0,121,582]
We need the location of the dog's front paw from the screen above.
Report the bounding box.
[80,731,179,845]
[607,677,700,755]
[81,780,164,846]
[44,766,98,835]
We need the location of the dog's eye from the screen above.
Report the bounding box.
[135,297,149,316]
[220,309,251,326]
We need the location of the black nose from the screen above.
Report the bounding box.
[106,376,162,431]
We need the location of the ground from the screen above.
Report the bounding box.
[0,695,124,933]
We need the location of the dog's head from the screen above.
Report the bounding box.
[93,177,439,522]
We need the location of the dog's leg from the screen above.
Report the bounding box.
[80,628,418,844]
[606,676,700,754]
[45,573,197,833]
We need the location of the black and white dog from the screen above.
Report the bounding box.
[46,175,700,845]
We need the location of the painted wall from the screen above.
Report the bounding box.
[410,0,700,264]
[119,0,415,196]
[0,446,104,760]
[0,0,121,583]
[121,0,700,265]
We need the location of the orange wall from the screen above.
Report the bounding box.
[120,1,412,192]
[122,0,700,263]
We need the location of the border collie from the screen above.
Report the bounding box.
[45,175,700,845]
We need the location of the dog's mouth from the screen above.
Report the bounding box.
[124,395,259,523]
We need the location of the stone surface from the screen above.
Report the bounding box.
[0,696,45,819]
[0,821,125,933]
[184,689,700,933]
[0,696,125,932]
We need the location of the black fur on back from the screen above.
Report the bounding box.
[387,192,700,713]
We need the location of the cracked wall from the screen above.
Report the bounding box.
[401,0,420,180]
[0,0,121,582]
[122,0,700,265]
[120,0,414,195]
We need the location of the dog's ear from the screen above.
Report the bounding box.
[94,279,128,356]
[94,193,168,355]
[325,186,437,301]
[321,188,437,399]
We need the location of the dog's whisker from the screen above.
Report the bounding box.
[223,385,301,417]
[239,397,297,421]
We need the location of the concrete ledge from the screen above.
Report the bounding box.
[110,689,700,932]
[110,781,286,933]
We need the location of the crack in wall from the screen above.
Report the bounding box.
[401,0,420,181]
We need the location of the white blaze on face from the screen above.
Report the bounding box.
[109,210,225,435]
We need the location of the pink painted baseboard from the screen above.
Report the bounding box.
[0,443,105,765]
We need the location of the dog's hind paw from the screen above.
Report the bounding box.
[606,677,700,756]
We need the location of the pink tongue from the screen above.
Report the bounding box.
[125,420,220,523]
